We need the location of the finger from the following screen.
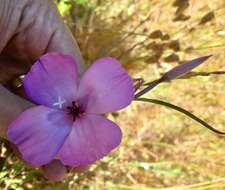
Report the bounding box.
[0,0,85,135]
[45,1,85,75]
[0,55,29,84]
[42,159,67,181]
[0,85,33,139]
[43,161,89,181]
[2,0,85,75]
[10,132,67,182]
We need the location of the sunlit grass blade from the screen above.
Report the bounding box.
[135,98,225,135]
[135,55,212,98]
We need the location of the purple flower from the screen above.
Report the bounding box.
[7,53,134,167]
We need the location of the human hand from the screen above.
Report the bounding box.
[0,0,85,181]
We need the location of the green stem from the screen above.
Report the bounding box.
[135,98,225,135]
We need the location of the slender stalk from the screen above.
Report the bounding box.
[135,98,225,135]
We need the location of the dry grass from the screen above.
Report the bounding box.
[2,0,225,189]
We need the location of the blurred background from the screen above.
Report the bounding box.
[1,0,225,189]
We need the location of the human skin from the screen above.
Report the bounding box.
[0,0,85,180]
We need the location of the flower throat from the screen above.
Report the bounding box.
[67,101,83,121]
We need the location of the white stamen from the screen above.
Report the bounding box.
[53,96,66,109]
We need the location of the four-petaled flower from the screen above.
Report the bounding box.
[7,53,134,166]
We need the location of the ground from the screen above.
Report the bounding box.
[1,0,225,189]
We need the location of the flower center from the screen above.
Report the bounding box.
[67,101,83,121]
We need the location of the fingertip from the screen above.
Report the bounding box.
[43,159,67,181]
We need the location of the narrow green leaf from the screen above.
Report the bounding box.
[135,98,225,135]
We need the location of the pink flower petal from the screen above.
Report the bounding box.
[23,53,78,109]
[77,57,134,114]
[58,114,122,166]
[7,106,72,166]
